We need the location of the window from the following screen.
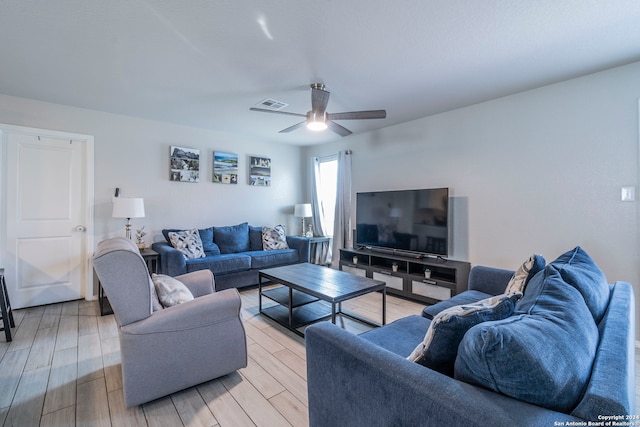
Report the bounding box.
[317,156,338,236]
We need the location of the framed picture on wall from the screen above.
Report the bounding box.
[170,146,200,182]
[249,156,271,186]
[213,151,238,184]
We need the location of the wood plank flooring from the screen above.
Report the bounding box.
[1,286,639,426]
[0,286,423,426]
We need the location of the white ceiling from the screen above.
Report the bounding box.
[1,1,640,146]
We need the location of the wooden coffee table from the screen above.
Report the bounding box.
[258,263,386,336]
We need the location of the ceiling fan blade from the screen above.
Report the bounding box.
[311,84,330,114]
[279,121,307,133]
[327,121,352,137]
[327,110,387,120]
[250,107,306,118]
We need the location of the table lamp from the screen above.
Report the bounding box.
[112,197,145,239]
[294,203,312,236]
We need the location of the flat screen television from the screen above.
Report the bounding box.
[355,188,449,257]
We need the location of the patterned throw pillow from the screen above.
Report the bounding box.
[151,274,194,307]
[168,229,205,260]
[407,293,520,376]
[262,225,289,250]
[504,254,546,295]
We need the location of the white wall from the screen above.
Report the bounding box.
[304,61,640,328]
[0,94,304,246]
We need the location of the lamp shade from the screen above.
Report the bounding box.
[112,197,145,219]
[294,203,312,218]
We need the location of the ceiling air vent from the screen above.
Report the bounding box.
[256,98,288,111]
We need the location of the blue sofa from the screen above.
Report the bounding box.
[152,223,310,291]
[306,249,635,426]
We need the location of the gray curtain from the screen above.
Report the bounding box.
[331,150,352,269]
[311,157,331,265]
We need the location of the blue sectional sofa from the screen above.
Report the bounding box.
[152,223,310,291]
[305,247,635,426]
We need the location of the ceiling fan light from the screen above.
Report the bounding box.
[307,120,328,131]
[306,112,327,131]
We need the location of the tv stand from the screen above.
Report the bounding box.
[339,248,470,305]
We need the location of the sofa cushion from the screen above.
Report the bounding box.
[185,253,251,275]
[214,222,250,254]
[359,315,431,358]
[168,229,205,260]
[455,265,599,413]
[262,225,289,250]
[248,249,298,269]
[152,273,194,307]
[548,246,610,323]
[249,225,264,251]
[408,293,520,376]
[504,253,545,295]
[197,227,221,255]
[422,290,492,319]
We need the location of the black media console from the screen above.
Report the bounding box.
[338,248,470,305]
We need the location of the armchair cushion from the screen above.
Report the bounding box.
[152,274,194,307]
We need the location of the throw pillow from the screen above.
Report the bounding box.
[504,254,546,295]
[163,228,220,255]
[455,265,599,413]
[548,246,610,323]
[407,293,520,376]
[262,225,289,250]
[152,274,194,307]
[213,222,250,254]
[168,229,205,260]
[148,276,164,312]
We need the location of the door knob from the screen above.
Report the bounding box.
[75,225,86,232]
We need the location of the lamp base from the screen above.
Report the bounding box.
[125,218,132,239]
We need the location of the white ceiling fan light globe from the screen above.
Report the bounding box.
[306,111,328,131]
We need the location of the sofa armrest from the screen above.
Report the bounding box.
[286,235,310,263]
[175,270,214,298]
[467,265,514,295]
[151,241,187,276]
[305,322,583,427]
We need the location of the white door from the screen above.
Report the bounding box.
[3,130,91,308]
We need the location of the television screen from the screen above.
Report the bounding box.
[355,188,449,257]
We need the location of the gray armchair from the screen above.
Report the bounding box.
[92,237,247,407]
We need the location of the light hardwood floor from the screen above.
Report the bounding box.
[0,286,424,426]
[1,287,638,426]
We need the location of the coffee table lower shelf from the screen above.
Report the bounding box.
[260,284,384,336]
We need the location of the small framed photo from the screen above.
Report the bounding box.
[213,151,238,184]
[249,156,271,186]
[170,146,200,182]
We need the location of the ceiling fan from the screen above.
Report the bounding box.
[250,83,387,137]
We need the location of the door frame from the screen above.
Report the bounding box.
[0,123,95,302]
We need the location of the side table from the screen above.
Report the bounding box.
[98,248,159,316]
[0,268,15,341]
